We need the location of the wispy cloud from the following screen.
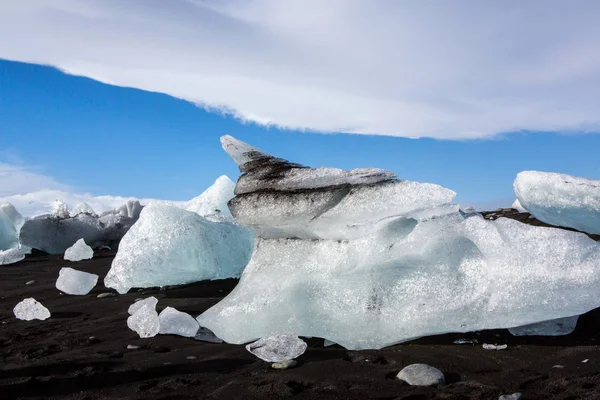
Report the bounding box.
[0,162,71,197]
[1,1,599,138]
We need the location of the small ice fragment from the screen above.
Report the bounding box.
[97,292,116,298]
[13,298,51,321]
[482,343,507,350]
[25,280,36,285]
[271,359,298,369]
[453,338,478,345]
[127,304,160,338]
[499,393,522,400]
[194,327,224,343]
[245,332,307,362]
[126,344,140,350]
[582,359,590,363]
[52,200,69,218]
[158,307,199,337]
[0,248,25,265]
[55,267,99,295]
[186,356,197,360]
[64,238,94,262]
[128,297,158,315]
[552,365,565,369]
[396,364,445,386]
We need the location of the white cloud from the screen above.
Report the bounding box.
[0,162,71,197]
[1,0,599,138]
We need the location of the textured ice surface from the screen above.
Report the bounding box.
[221,135,397,195]
[52,200,70,218]
[512,199,527,213]
[105,203,254,294]
[56,267,99,295]
[514,171,600,234]
[245,333,307,362]
[0,248,25,265]
[70,203,97,217]
[199,214,600,350]
[127,304,160,338]
[20,200,142,254]
[158,307,199,337]
[509,315,579,336]
[1,203,25,233]
[396,364,445,386]
[128,297,159,315]
[64,238,94,261]
[13,298,51,320]
[186,175,235,218]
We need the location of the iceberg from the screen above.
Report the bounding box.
[197,136,600,350]
[55,267,99,295]
[185,175,235,218]
[20,200,143,254]
[0,205,19,251]
[514,171,600,235]
[104,203,254,294]
[64,238,94,261]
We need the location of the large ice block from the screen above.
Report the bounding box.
[104,203,254,294]
[0,205,19,251]
[514,171,600,235]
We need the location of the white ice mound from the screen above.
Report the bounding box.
[70,202,97,217]
[158,307,199,337]
[127,304,160,338]
[245,332,307,362]
[512,199,527,213]
[198,136,600,350]
[56,267,99,295]
[514,171,600,235]
[509,315,579,336]
[0,248,25,265]
[64,238,94,261]
[13,298,51,320]
[186,175,235,218]
[104,203,254,294]
[52,200,70,218]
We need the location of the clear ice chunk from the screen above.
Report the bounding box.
[64,238,94,261]
[104,203,254,294]
[127,304,160,338]
[0,205,19,251]
[128,297,159,315]
[509,315,579,336]
[0,248,25,265]
[13,298,51,320]
[514,171,600,234]
[158,307,199,337]
[55,267,99,295]
[396,364,445,386]
[245,332,307,362]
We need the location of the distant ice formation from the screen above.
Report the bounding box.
[197,136,600,350]
[514,171,600,234]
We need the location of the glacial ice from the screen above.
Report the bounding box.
[52,200,70,218]
[64,238,94,261]
[514,171,600,234]
[70,203,97,217]
[245,333,307,362]
[56,267,99,295]
[13,298,51,321]
[512,199,527,213]
[0,248,25,265]
[1,203,25,233]
[396,364,445,386]
[158,307,199,337]
[127,304,160,338]
[0,206,19,251]
[185,175,235,218]
[128,297,159,315]
[509,316,579,336]
[104,203,254,294]
[197,135,600,350]
[20,200,142,254]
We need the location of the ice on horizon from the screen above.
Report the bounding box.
[515,171,600,235]
[198,135,600,350]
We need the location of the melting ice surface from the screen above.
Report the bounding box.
[158,307,199,337]
[245,333,307,362]
[104,203,254,294]
[13,298,51,321]
[197,135,600,350]
[56,267,99,295]
[64,238,94,262]
[0,204,19,251]
[514,171,600,235]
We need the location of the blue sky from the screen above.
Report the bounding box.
[1,58,599,209]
